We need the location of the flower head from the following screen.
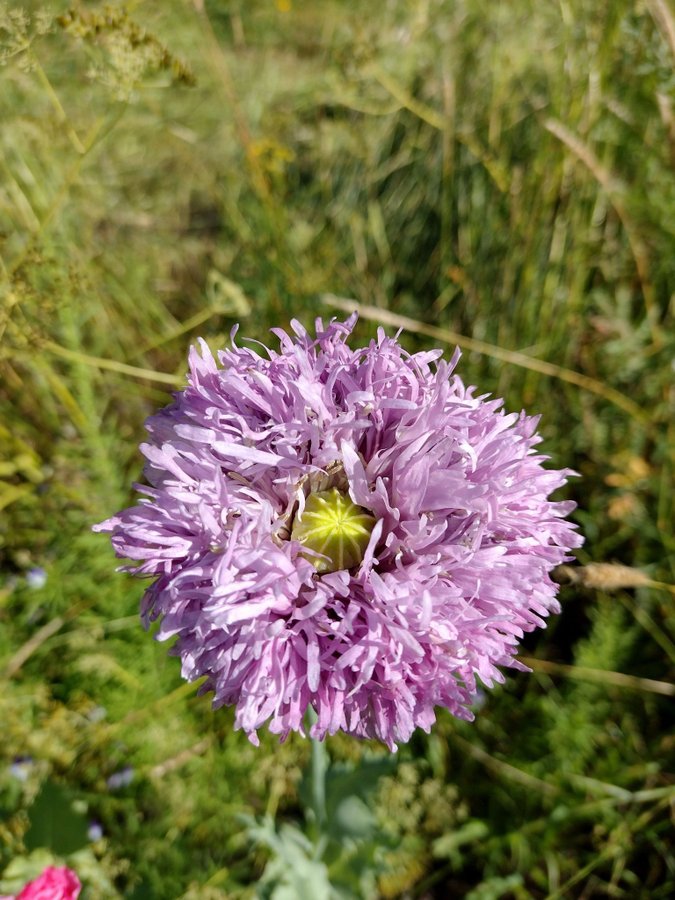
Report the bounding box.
[95,315,582,749]
[25,567,47,590]
[14,867,80,900]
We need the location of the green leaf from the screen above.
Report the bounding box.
[24,781,89,855]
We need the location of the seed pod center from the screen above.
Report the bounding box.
[290,488,376,573]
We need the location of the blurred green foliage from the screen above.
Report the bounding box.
[0,0,673,897]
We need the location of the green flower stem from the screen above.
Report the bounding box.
[305,706,327,840]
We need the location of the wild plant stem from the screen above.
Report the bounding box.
[306,706,327,841]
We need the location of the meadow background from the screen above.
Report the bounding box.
[1,1,674,897]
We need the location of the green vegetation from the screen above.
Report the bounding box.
[1,1,673,896]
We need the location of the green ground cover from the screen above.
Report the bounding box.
[1,1,673,896]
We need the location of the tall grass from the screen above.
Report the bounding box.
[1,1,673,897]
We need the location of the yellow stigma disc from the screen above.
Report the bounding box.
[291,488,376,573]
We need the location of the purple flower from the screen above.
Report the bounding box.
[94,316,582,750]
[26,567,47,590]
[106,766,134,790]
[8,756,33,782]
[87,820,104,841]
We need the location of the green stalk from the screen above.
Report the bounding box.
[305,706,328,842]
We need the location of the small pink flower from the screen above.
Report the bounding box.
[15,867,81,900]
